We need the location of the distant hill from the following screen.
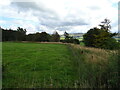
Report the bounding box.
[60,33,120,41]
[60,33,84,41]
[60,33,84,37]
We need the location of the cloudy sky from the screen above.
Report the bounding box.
[0,0,119,34]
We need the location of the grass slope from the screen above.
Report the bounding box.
[68,44,119,88]
[2,42,119,88]
[2,42,76,88]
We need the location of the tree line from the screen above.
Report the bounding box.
[2,27,26,41]
[1,27,80,44]
[1,19,119,50]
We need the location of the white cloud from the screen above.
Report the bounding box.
[0,0,119,34]
[0,20,6,24]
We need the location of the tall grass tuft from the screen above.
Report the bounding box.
[68,44,119,88]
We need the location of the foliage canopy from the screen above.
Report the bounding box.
[83,19,119,50]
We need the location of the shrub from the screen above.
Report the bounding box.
[103,38,120,50]
[83,19,119,50]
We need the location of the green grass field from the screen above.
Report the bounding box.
[2,42,76,88]
[2,42,119,88]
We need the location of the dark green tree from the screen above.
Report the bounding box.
[64,31,70,39]
[17,27,27,41]
[63,31,79,44]
[51,31,60,42]
[26,34,35,41]
[2,27,27,41]
[83,19,119,50]
[26,32,51,42]
[39,32,51,42]
[99,18,111,31]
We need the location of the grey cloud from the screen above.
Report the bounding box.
[88,6,100,10]
[55,26,72,31]
[61,20,88,26]
[11,2,44,12]
[11,1,56,14]
[11,1,59,21]
[10,1,89,32]
[36,26,45,32]
[39,18,88,28]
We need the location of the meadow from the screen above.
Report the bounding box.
[2,42,119,88]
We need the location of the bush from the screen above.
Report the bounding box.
[63,38,80,44]
[73,39,80,44]
[83,19,119,50]
[103,38,120,50]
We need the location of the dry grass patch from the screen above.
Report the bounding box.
[69,44,118,64]
[67,44,119,88]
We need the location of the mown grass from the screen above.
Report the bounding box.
[2,42,76,88]
[2,42,119,88]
